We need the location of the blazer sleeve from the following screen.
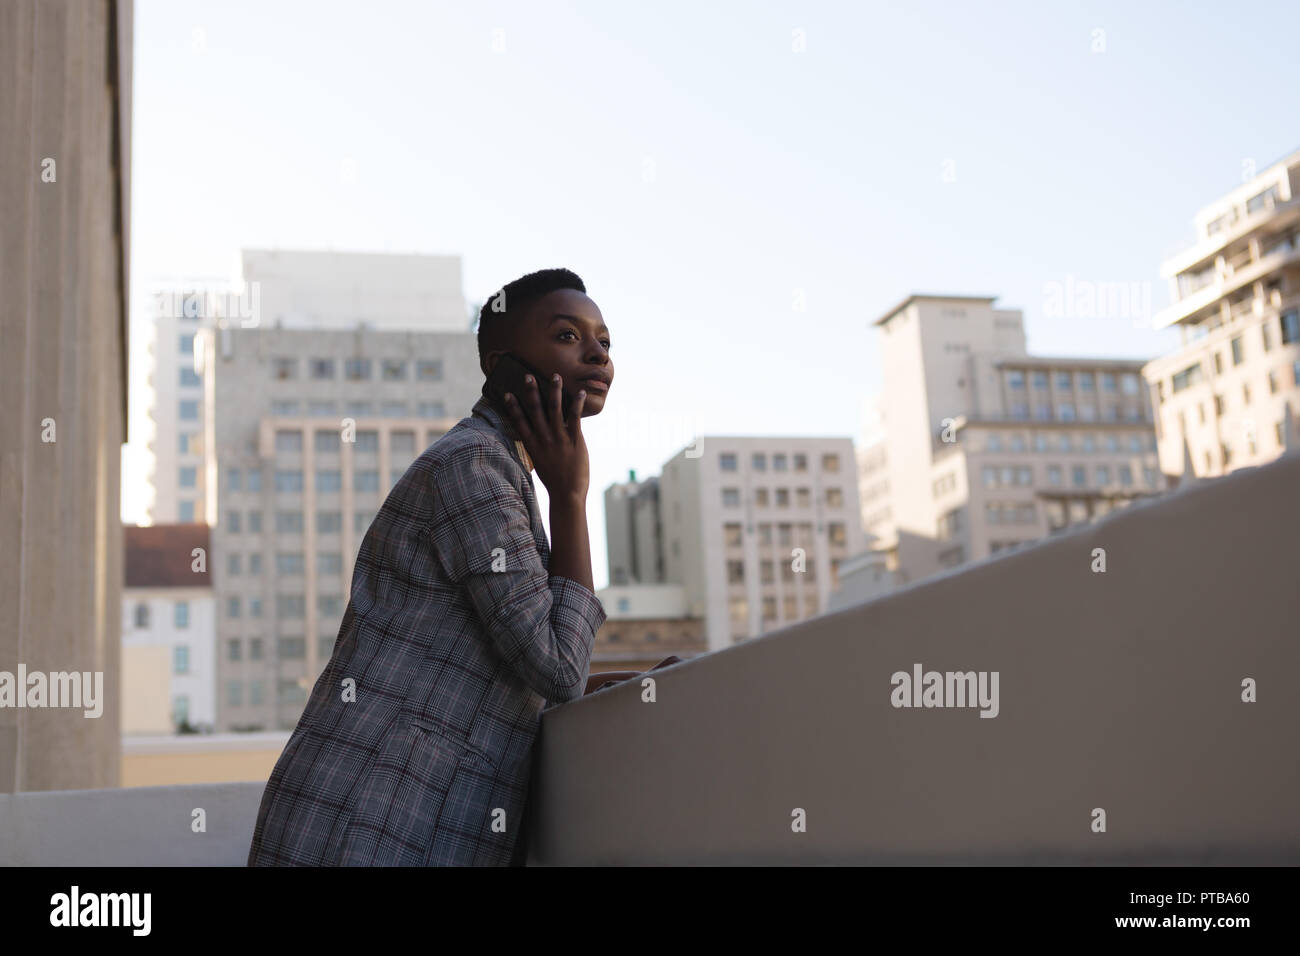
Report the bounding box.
[427,438,607,703]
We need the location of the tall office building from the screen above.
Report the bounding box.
[198,325,481,731]
[1142,149,1300,477]
[148,250,470,523]
[604,470,665,586]
[859,295,1166,585]
[639,438,867,651]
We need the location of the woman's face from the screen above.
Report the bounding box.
[497,288,613,417]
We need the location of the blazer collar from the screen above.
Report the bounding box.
[472,393,534,473]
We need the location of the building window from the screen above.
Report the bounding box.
[938,546,964,569]
[1010,402,1029,420]
[821,453,840,472]
[1072,465,1086,487]
[179,400,199,421]
[276,552,304,575]
[726,559,745,584]
[275,429,303,453]
[276,595,305,620]
[275,470,303,492]
[724,523,742,547]
[272,357,297,380]
[773,453,788,471]
[346,401,372,417]
[309,400,337,417]
[758,524,772,545]
[775,488,789,507]
[354,470,380,492]
[178,332,194,355]
[316,470,342,492]
[275,510,304,533]
[936,509,962,540]
[1095,465,1111,486]
[1031,371,1049,390]
[355,511,376,533]
[179,466,197,489]
[793,453,807,472]
[752,452,767,471]
[1047,465,1062,485]
[1281,310,1300,345]
[1078,372,1095,392]
[344,357,371,381]
[416,359,443,381]
[762,597,777,620]
[354,430,379,453]
[381,359,407,381]
[760,560,774,584]
[417,401,446,419]
[1104,434,1119,452]
[249,597,262,618]
[720,452,737,471]
[171,644,189,675]
[178,501,195,522]
[227,637,242,661]
[227,553,241,576]
[249,553,262,574]
[310,358,335,379]
[721,488,740,507]
[174,695,190,726]
[1056,371,1073,390]
[755,488,769,507]
[1009,434,1026,452]
[986,433,1002,451]
[316,511,342,534]
[828,522,847,546]
[1007,370,1025,390]
[796,487,811,507]
[1033,433,1049,452]
[179,367,201,387]
[318,595,343,617]
[1034,402,1052,421]
[1231,336,1245,366]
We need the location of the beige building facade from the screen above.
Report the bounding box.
[860,296,1166,585]
[1143,149,1300,476]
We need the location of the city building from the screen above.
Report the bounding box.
[604,470,664,586]
[1143,149,1300,477]
[858,295,1166,585]
[0,0,132,791]
[198,325,481,731]
[639,438,867,650]
[148,249,470,523]
[122,524,216,734]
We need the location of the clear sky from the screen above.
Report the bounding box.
[123,0,1299,588]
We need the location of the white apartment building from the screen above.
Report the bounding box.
[1143,149,1300,477]
[198,325,482,732]
[650,438,867,651]
[859,295,1166,585]
[122,524,217,733]
[148,250,469,523]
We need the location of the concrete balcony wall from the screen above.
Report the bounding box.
[527,454,1300,864]
[2,457,1297,865]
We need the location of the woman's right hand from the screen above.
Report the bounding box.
[503,372,590,500]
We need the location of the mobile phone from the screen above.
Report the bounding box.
[485,352,575,423]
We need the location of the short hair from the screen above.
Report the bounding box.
[476,268,586,371]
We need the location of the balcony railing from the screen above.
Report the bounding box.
[4,454,1300,865]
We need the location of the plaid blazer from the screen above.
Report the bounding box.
[246,394,607,866]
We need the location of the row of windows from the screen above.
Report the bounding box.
[223,509,377,534]
[269,400,448,419]
[720,486,846,509]
[721,521,848,547]
[985,432,1155,454]
[269,356,445,382]
[226,594,344,618]
[728,591,831,626]
[932,472,957,498]
[985,502,1038,525]
[1003,401,1144,423]
[726,558,822,584]
[226,552,344,575]
[225,679,313,708]
[984,463,1159,490]
[268,469,397,492]
[1006,369,1140,394]
[221,634,337,664]
[268,429,421,455]
[719,451,838,473]
[1165,312,1300,398]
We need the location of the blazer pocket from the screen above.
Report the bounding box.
[330,715,492,866]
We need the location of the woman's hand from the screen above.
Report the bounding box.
[503,372,590,501]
